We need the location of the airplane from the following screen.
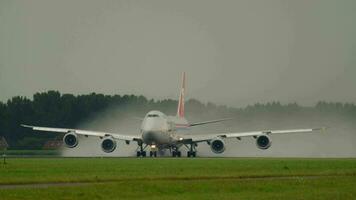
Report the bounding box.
[21,72,324,157]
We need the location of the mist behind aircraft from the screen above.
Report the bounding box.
[62,103,356,157]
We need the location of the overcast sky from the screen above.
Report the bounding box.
[0,0,355,107]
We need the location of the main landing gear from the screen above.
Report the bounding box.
[136,150,146,157]
[186,143,197,157]
[149,151,157,157]
[173,144,197,157]
[172,150,181,157]
[187,151,196,157]
[171,146,181,157]
[136,141,147,157]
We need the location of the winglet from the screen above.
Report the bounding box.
[21,124,33,128]
[312,127,328,133]
[176,72,186,118]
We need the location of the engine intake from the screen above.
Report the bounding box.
[256,135,272,150]
[63,132,78,148]
[210,138,225,154]
[101,137,117,153]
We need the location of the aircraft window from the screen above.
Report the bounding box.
[148,114,159,117]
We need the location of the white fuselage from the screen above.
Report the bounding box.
[141,110,188,147]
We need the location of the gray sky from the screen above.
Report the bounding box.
[1,0,355,107]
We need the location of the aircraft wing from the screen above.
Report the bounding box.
[181,128,325,143]
[21,124,141,142]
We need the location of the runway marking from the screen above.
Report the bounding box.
[0,174,354,189]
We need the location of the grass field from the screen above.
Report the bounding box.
[0,150,60,156]
[0,158,356,200]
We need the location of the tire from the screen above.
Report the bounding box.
[136,151,141,157]
[141,151,146,157]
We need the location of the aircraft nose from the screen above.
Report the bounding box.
[142,131,157,144]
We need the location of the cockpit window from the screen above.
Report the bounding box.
[147,114,159,117]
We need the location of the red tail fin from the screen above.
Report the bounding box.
[177,72,186,118]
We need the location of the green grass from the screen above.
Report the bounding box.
[0,158,356,199]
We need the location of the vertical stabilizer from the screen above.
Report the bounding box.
[176,72,186,118]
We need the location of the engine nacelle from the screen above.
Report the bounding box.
[210,138,226,154]
[101,137,117,153]
[63,132,78,148]
[256,135,272,150]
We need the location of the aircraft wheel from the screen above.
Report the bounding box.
[187,151,196,157]
[141,151,146,157]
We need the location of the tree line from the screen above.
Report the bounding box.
[0,91,355,149]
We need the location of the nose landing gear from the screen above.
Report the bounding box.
[149,144,158,157]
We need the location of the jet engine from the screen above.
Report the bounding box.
[63,132,78,148]
[101,137,117,153]
[210,138,226,154]
[256,135,272,150]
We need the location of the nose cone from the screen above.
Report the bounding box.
[141,112,169,145]
[142,131,160,144]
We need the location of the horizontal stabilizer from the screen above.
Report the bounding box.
[189,118,233,127]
